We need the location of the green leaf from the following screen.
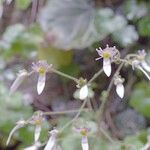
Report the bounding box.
[123,0,148,20]
[129,82,150,117]
[2,24,25,48]
[16,0,31,10]
[38,46,73,69]
[112,25,138,46]
[138,16,150,37]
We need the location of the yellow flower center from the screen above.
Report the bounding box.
[138,55,145,61]
[38,67,46,75]
[80,128,88,136]
[102,52,110,59]
[35,119,42,125]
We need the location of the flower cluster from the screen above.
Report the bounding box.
[6,111,44,147]
[96,45,119,77]
[7,45,150,149]
[131,50,150,80]
[10,60,52,95]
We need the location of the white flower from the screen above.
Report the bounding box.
[29,111,44,142]
[79,85,89,100]
[34,125,42,142]
[114,75,125,99]
[7,120,27,145]
[138,50,150,72]
[96,45,118,77]
[32,60,52,95]
[132,60,150,80]
[81,136,89,150]
[44,129,59,150]
[10,70,28,94]
[74,127,90,150]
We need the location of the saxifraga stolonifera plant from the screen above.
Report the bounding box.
[6,45,150,150]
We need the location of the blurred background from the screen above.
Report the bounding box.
[0,0,150,149]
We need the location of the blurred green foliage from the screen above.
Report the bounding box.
[129,82,150,117]
[0,0,150,149]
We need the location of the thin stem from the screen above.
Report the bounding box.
[43,109,91,116]
[60,98,89,132]
[88,68,103,84]
[96,62,124,125]
[99,127,114,143]
[51,68,78,83]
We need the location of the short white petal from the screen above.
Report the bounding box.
[81,137,89,150]
[79,85,88,100]
[138,66,150,80]
[37,74,46,95]
[34,125,41,142]
[10,73,27,94]
[103,58,111,77]
[44,135,56,150]
[116,83,124,98]
[141,61,150,72]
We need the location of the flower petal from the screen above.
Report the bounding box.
[37,74,46,95]
[44,135,56,150]
[34,125,41,142]
[6,120,26,145]
[10,71,28,94]
[81,137,89,150]
[44,129,58,150]
[103,58,111,77]
[79,85,88,100]
[141,61,150,72]
[116,83,124,98]
[138,66,150,80]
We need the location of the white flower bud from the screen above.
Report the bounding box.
[79,85,88,100]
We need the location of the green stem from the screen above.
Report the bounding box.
[60,98,89,132]
[96,62,124,125]
[51,68,78,83]
[88,68,103,84]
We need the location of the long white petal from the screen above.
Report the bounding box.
[103,58,111,77]
[81,137,89,150]
[37,74,46,95]
[141,61,150,72]
[79,85,88,100]
[10,72,28,94]
[44,135,56,150]
[116,83,124,98]
[138,66,150,80]
[7,122,25,146]
[34,125,41,142]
